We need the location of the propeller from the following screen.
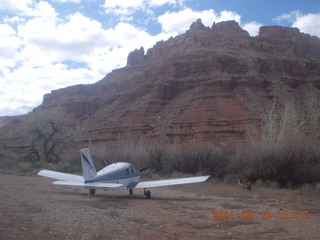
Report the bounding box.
[139,167,150,172]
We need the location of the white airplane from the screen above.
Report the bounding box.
[38,148,210,199]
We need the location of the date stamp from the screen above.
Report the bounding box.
[212,210,308,220]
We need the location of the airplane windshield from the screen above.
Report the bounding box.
[125,166,135,175]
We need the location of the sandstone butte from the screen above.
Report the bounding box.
[1,19,320,156]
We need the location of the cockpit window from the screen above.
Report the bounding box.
[126,166,135,175]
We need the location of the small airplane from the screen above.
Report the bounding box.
[38,148,210,199]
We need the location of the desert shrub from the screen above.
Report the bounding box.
[233,138,320,188]
[0,149,30,174]
[147,145,168,174]
[146,144,180,174]
[173,145,204,174]
[232,100,320,188]
[17,161,33,174]
[46,161,75,173]
[138,144,233,178]
[0,154,18,170]
[202,147,234,179]
[170,144,232,179]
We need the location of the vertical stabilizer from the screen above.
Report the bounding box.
[80,148,97,181]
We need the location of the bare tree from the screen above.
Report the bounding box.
[29,121,70,164]
[306,89,320,141]
[240,97,320,187]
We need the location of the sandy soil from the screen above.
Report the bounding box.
[0,173,319,240]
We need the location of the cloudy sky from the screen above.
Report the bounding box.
[1,0,319,116]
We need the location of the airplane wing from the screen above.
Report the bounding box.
[134,175,210,189]
[53,181,123,189]
[38,169,83,182]
[38,170,123,189]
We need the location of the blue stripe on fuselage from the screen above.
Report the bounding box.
[84,172,141,184]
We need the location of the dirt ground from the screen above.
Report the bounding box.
[0,173,319,240]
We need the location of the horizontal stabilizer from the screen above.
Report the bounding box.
[135,175,210,189]
[53,180,123,189]
[38,170,83,182]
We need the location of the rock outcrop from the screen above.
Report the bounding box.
[1,20,320,155]
[127,46,145,66]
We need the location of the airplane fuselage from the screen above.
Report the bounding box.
[84,162,141,189]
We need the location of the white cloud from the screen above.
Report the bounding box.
[0,23,16,37]
[102,0,144,16]
[0,2,178,116]
[3,16,26,25]
[243,21,262,36]
[0,23,22,67]
[273,10,301,24]
[102,0,185,18]
[274,11,320,37]
[292,13,320,37]
[158,8,241,34]
[29,0,58,18]
[149,0,185,7]
[52,0,81,3]
[0,0,59,20]
[218,10,241,23]
[17,12,111,64]
[0,0,34,15]
[0,63,99,116]
[102,0,184,9]
[103,0,144,9]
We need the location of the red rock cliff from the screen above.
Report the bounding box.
[1,20,320,154]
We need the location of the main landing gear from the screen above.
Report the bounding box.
[144,188,151,199]
[129,188,151,199]
[89,189,96,196]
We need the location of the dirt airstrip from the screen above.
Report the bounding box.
[0,173,319,240]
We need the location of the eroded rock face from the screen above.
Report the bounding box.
[1,20,320,155]
[127,46,145,66]
[211,20,250,39]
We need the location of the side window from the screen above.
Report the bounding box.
[126,168,130,175]
[129,166,134,174]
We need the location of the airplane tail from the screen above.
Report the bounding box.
[80,148,97,181]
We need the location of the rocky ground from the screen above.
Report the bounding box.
[0,173,319,240]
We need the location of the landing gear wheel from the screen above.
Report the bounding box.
[89,189,96,196]
[129,189,133,195]
[145,190,151,199]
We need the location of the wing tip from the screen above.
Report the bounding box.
[37,169,48,176]
[204,175,210,181]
